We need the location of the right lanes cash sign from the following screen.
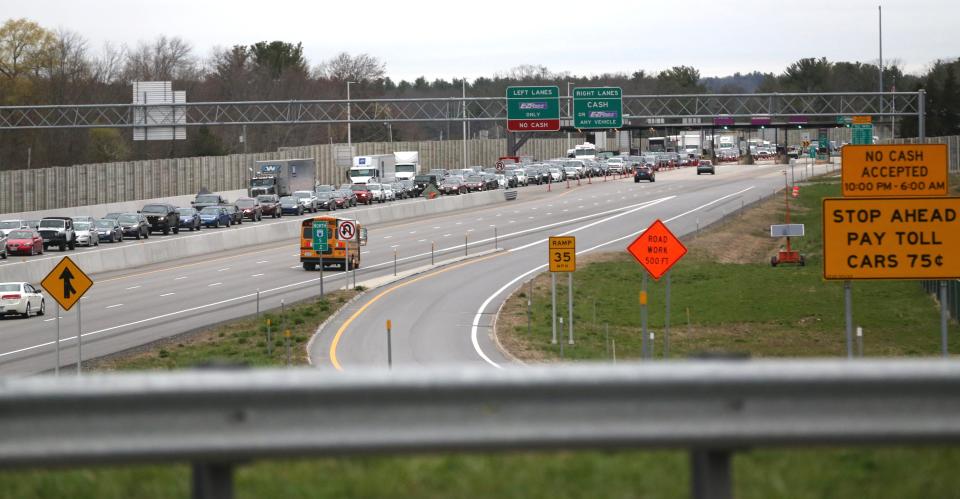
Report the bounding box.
[822,197,960,280]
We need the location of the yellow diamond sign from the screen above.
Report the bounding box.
[41,256,93,311]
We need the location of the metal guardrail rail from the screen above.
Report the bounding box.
[2,360,960,498]
[0,92,922,129]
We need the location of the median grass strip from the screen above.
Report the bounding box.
[4,177,960,498]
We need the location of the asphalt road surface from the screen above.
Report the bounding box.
[0,162,834,374]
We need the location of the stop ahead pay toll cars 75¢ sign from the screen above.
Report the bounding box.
[822,197,960,280]
[841,144,948,197]
[627,219,687,280]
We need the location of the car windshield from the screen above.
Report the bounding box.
[141,205,167,214]
[94,220,114,228]
[250,178,274,186]
[0,284,20,292]
[39,220,65,228]
[316,192,332,199]
[178,208,196,216]
[8,230,33,239]
[74,222,91,230]
[316,185,333,192]
[280,196,295,203]
[0,221,20,229]
[466,176,482,182]
[235,199,255,208]
[195,195,220,203]
[350,185,368,192]
[368,185,381,191]
[200,207,220,214]
[118,215,138,223]
[293,192,311,198]
[256,196,277,203]
[443,179,459,185]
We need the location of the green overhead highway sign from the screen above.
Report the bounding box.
[573,87,623,129]
[506,86,560,132]
[852,123,873,145]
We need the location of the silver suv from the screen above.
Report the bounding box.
[38,217,77,252]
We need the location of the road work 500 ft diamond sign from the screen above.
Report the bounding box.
[822,197,960,280]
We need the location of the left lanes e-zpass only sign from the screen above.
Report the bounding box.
[822,197,960,280]
[41,256,93,311]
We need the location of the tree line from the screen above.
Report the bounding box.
[0,18,957,170]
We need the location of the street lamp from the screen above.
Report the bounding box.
[347,81,356,155]
[566,81,574,151]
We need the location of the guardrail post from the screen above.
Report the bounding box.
[690,449,732,499]
[192,462,234,499]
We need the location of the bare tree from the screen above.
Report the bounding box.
[123,35,197,81]
[91,41,126,84]
[315,52,386,82]
[495,64,552,81]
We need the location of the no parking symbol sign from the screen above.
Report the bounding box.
[337,220,357,240]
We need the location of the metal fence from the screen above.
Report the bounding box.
[923,280,960,322]
[2,361,960,499]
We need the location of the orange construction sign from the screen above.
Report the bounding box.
[627,219,687,280]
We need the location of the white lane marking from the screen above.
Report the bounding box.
[105,304,123,309]
[390,244,399,248]
[528,216,534,220]
[125,286,140,290]
[417,239,426,243]
[256,260,269,264]
[383,236,393,239]
[578,205,583,209]
[409,231,417,234]
[562,209,569,212]
[208,282,222,287]
[455,222,462,225]
[472,187,755,367]
[432,226,441,229]
[546,212,552,215]
[509,220,516,223]
[250,273,264,277]
[443,234,451,237]
[361,251,370,255]
[467,229,474,232]
[160,292,175,297]
[43,317,61,322]
[291,253,299,257]
[289,265,300,269]
[217,267,230,272]
[175,276,188,280]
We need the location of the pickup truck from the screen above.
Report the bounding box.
[38,217,77,251]
[140,203,180,235]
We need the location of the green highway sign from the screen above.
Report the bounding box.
[818,128,829,150]
[573,87,623,129]
[312,221,329,252]
[851,123,873,145]
[835,116,853,125]
[506,86,560,132]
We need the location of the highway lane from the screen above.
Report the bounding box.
[313,162,835,370]
[0,163,825,374]
[0,172,657,373]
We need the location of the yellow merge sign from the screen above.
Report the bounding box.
[549,236,576,273]
[41,256,94,311]
[822,197,960,280]
[841,144,948,197]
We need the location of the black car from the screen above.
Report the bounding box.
[116,213,150,240]
[140,203,180,235]
[413,174,440,197]
[38,217,77,251]
[634,164,656,183]
[224,205,244,225]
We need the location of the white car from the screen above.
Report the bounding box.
[292,191,318,213]
[73,221,100,247]
[548,168,563,181]
[0,282,45,318]
[381,184,396,201]
[366,183,386,203]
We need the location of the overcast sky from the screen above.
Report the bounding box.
[12,0,959,82]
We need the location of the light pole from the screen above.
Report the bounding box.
[462,78,468,168]
[566,81,573,153]
[347,81,356,154]
[384,122,392,142]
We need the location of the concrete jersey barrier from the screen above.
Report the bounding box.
[0,190,508,284]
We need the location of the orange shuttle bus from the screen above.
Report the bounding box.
[299,216,366,271]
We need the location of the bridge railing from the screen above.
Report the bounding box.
[2,360,960,499]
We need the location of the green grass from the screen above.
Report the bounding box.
[5,178,960,498]
[506,180,959,361]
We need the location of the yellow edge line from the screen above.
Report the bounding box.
[329,252,505,370]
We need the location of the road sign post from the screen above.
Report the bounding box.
[41,257,94,377]
[573,87,623,129]
[313,221,329,295]
[627,220,688,361]
[506,86,560,132]
[549,236,576,348]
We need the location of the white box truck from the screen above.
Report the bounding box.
[394,151,420,180]
[349,155,396,184]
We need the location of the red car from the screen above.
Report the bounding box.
[5,229,44,256]
[351,185,374,205]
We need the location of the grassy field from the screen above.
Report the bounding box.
[498,177,959,361]
[4,175,960,498]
